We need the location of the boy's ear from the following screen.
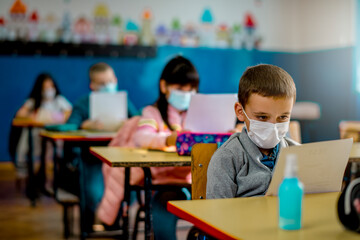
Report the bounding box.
[234,102,246,122]
[89,82,96,91]
[159,79,167,94]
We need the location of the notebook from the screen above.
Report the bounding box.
[265,138,353,196]
[90,91,128,131]
[184,93,237,133]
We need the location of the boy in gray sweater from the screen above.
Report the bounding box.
[207,64,299,199]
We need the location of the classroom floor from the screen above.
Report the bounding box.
[0,162,192,240]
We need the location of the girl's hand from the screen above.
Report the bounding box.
[81,119,104,130]
[166,131,178,146]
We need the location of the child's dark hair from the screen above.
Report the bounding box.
[29,73,61,111]
[156,56,199,130]
[238,64,296,107]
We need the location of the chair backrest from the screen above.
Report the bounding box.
[289,120,302,143]
[191,143,218,200]
[339,121,360,142]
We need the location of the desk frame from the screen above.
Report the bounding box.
[40,131,113,238]
[90,147,191,240]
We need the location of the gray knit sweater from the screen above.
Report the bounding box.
[206,130,299,199]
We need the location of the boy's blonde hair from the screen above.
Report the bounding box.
[238,64,296,107]
[89,62,113,81]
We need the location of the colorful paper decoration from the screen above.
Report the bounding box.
[181,23,198,47]
[93,4,110,44]
[73,17,92,43]
[155,24,168,45]
[199,8,215,47]
[1,1,262,49]
[9,0,27,40]
[109,15,122,44]
[0,17,7,40]
[123,20,139,46]
[231,24,243,49]
[216,23,230,48]
[140,9,154,46]
[169,18,181,46]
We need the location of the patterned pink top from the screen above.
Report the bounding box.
[133,105,191,185]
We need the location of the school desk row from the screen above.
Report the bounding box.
[12,118,360,239]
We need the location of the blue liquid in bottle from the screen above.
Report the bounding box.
[278,154,304,230]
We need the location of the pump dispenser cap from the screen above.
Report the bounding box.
[284,154,298,178]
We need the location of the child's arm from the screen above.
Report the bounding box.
[133,106,172,150]
[57,95,72,122]
[16,99,35,119]
[206,148,238,199]
[81,119,104,130]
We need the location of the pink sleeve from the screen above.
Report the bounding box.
[133,106,171,150]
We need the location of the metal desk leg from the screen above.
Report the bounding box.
[143,167,153,240]
[25,126,36,206]
[38,136,48,195]
[122,167,130,238]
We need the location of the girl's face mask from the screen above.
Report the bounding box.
[168,89,194,111]
[243,109,289,149]
[42,88,56,100]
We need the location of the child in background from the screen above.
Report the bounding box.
[67,62,138,130]
[15,73,72,177]
[98,56,199,239]
[207,64,299,199]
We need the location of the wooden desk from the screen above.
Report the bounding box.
[12,118,45,128]
[90,146,191,240]
[40,130,115,142]
[168,192,359,240]
[39,130,115,191]
[40,131,115,238]
[165,142,358,240]
[90,147,191,167]
[12,118,46,205]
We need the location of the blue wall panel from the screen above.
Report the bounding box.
[0,46,356,161]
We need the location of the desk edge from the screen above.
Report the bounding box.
[167,201,237,240]
[89,148,113,167]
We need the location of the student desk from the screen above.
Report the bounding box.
[12,118,45,206]
[168,192,359,240]
[349,142,360,162]
[39,130,115,193]
[89,146,191,240]
[40,130,114,238]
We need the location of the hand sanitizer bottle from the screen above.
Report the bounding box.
[278,154,304,230]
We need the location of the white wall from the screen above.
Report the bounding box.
[0,0,355,52]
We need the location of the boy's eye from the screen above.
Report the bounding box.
[279,116,289,121]
[256,115,268,121]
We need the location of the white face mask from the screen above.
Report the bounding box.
[243,109,289,149]
[43,88,56,100]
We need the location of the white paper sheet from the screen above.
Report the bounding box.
[184,93,237,133]
[90,91,128,131]
[266,138,353,196]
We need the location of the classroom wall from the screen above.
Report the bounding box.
[0,0,358,161]
[0,0,355,51]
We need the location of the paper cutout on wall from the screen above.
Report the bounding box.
[123,20,139,46]
[1,1,263,50]
[140,9,154,46]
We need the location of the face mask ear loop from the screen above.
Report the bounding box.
[242,106,250,121]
